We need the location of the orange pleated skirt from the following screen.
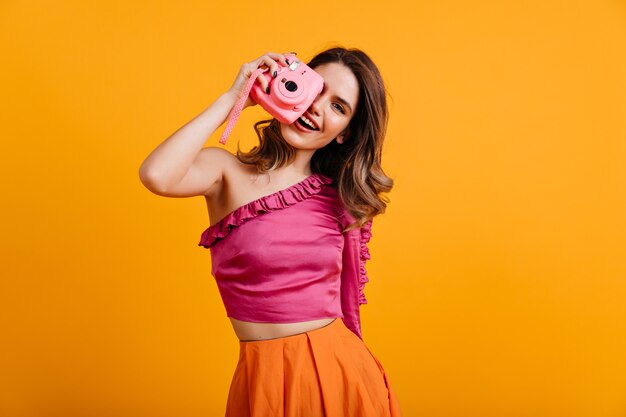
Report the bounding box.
[225,317,402,417]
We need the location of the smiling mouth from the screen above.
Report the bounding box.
[296,117,319,131]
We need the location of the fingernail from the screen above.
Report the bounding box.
[273,70,277,78]
[290,51,297,55]
[266,85,270,94]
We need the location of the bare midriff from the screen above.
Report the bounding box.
[230,317,337,341]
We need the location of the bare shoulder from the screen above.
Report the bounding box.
[197,146,237,167]
[195,146,238,197]
[141,145,242,199]
[202,147,259,226]
[198,146,254,182]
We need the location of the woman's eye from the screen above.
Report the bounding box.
[332,103,345,114]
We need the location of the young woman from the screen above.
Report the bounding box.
[139,47,402,416]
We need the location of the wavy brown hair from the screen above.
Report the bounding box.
[234,46,393,232]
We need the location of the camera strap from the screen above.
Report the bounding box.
[219,67,267,145]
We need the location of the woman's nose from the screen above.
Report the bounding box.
[309,95,323,115]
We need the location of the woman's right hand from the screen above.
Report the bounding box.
[226,52,292,110]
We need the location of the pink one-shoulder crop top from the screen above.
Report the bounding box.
[198,173,373,340]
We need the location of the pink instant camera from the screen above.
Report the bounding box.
[249,54,324,124]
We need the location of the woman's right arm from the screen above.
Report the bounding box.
[138,91,239,197]
[138,52,289,197]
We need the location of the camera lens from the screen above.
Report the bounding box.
[285,81,298,92]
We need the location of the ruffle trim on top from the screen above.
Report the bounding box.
[198,172,333,249]
[358,218,373,305]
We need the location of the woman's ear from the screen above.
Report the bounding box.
[336,129,349,144]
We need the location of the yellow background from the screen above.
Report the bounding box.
[2,1,625,416]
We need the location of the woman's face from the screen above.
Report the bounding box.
[280,62,359,150]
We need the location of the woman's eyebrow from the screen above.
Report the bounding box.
[334,96,353,113]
